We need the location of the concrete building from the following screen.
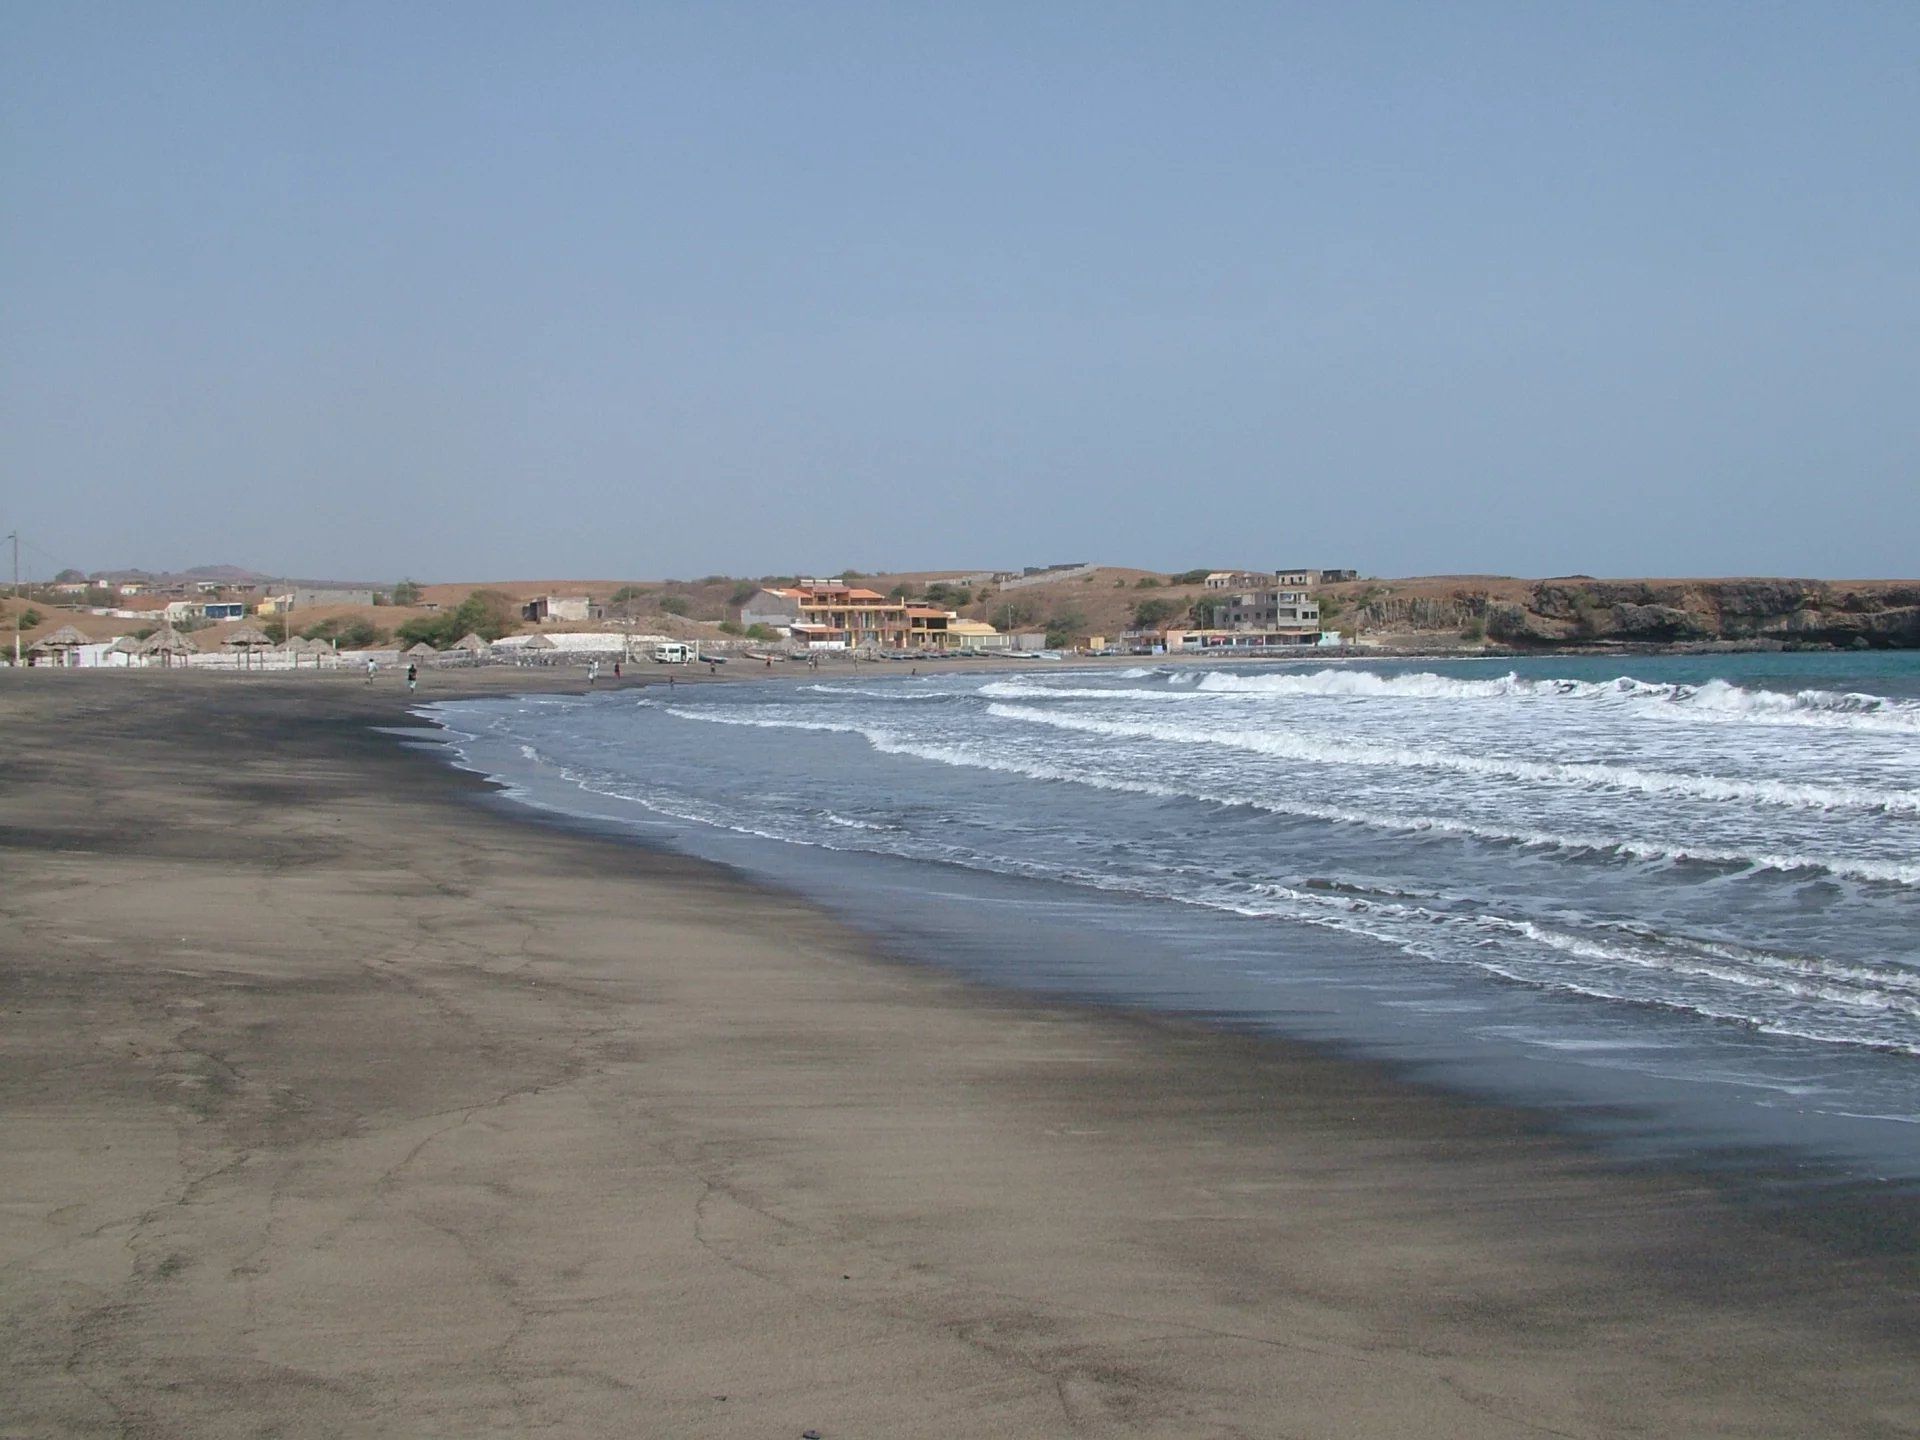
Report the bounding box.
[521,595,598,623]
[1209,588,1319,631]
[290,588,375,610]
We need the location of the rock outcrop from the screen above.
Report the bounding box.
[1338,578,1920,649]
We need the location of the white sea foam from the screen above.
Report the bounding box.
[1170,668,1920,732]
[983,702,1920,815]
[659,705,1920,886]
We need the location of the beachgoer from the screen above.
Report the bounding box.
[708,662,716,674]
[406,662,418,693]
[365,657,375,683]
[613,661,621,679]
[588,659,598,685]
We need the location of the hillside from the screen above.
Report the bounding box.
[8,570,1920,655]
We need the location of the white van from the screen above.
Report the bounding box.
[651,642,696,664]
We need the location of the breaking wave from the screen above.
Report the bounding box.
[660,705,1920,886]
[983,703,1920,815]
[1155,669,1920,732]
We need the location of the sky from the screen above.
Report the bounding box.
[3,3,1916,583]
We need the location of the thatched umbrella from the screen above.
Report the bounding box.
[136,626,199,667]
[30,623,90,667]
[222,623,275,670]
[450,632,490,654]
[404,640,438,658]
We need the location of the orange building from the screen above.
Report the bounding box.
[740,582,961,650]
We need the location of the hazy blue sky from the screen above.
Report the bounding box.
[3,3,1916,582]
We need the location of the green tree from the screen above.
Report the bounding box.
[17,607,44,630]
[1131,597,1181,629]
[451,589,518,641]
[390,578,423,606]
[1045,607,1088,649]
[396,615,451,648]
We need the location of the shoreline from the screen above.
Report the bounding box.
[4,670,1918,1434]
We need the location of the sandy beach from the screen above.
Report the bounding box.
[3,667,1917,1438]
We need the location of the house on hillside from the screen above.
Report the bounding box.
[1204,571,1276,590]
[1316,568,1359,584]
[291,588,374,609]
[521,595,600,623]
[1274,569,1314,588]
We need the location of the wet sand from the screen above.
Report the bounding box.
[2,668,1916,1437]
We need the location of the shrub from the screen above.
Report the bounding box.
[730,583,759,606]
[390,579,423,606]
[1132,598,1181,628]
[1170,569,1211,585]
[17,607,44,629]
[1134,576,1161,589]
[657,595,691,617]
[718,620,743,636]
[744,623,778,641]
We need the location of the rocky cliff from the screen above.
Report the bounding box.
[1338,578,1920,649]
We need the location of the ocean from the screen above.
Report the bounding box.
[427,650,1920,1181]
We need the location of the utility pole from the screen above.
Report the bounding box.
[8,531,18,668]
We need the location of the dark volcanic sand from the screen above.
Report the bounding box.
[1,667,1916,1437]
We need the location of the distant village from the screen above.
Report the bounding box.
[4,563,1359,669]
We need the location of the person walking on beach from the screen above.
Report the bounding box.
[613,661,621,680]
[365,657,376,683]
[588,659,598,685]
[406,662,417,693]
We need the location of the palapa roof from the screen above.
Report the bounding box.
[450,632,490,651]
[30,624,91,649]
[222,624,274,647]
[519,633,556,650]
[107,635,143,654]
[404,640,438,656]
[137,627,199,655]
